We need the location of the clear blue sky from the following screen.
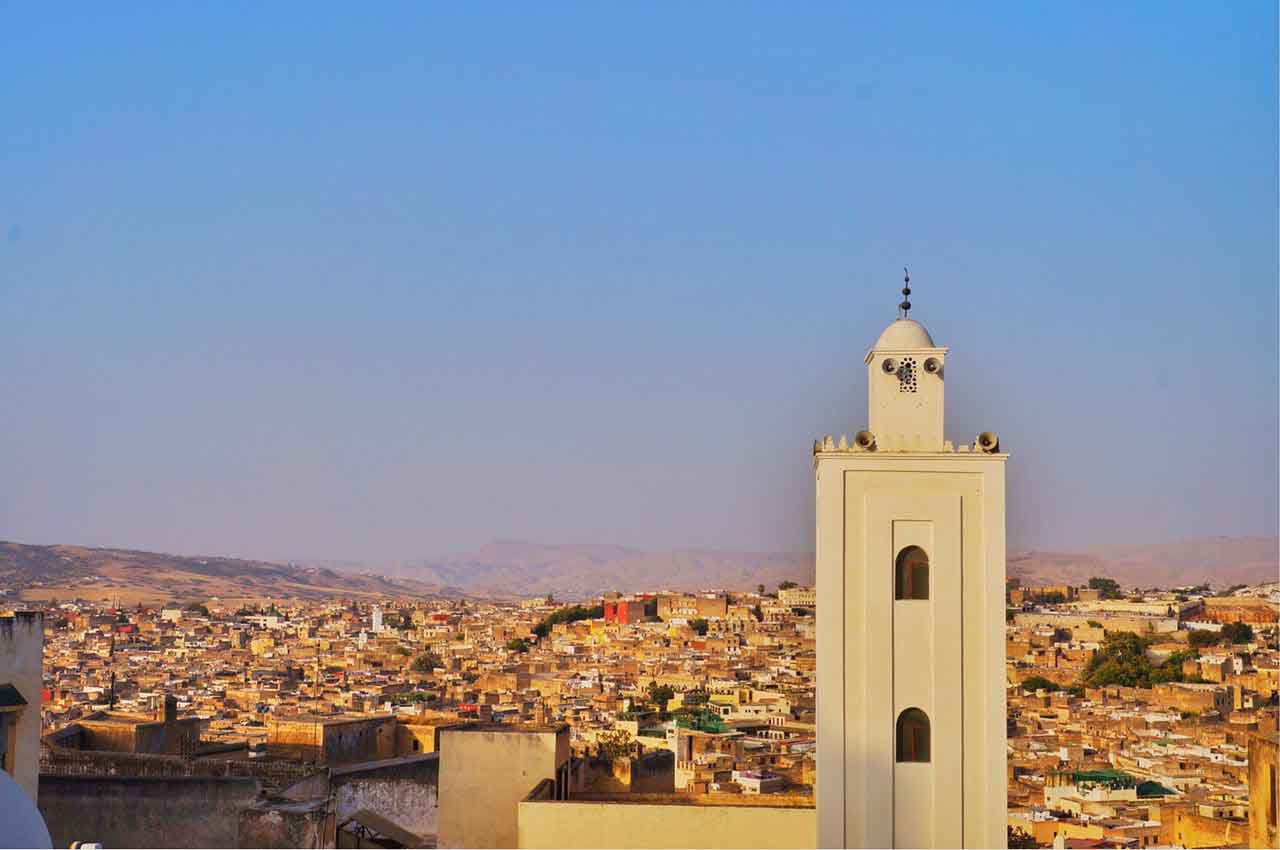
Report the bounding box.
[2,3,1276,564]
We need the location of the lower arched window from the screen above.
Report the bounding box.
[895,546,929,600]
[896,708,931,762]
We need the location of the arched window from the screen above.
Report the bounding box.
[896,708,931,762]
[895,546,929,600]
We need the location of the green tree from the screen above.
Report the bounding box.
[1007,826,1040,848]
[1088,577,1122,600]
[1020,676,1060,693]
[505,638,531,653]
[596,728,634,761]
[1221,622,1254,644]
[1081,632,1155,688]
[756,584,766,595]
[184,602,211,617]
[689,618,709,636]
[411,651,443,673]
[1038,592,1066,605]
[646,682,675,709]
[778,581,798,591]
[1188,630,1220,651]
[533,604,605,639]
[393,645,412,656]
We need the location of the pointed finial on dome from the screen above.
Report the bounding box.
[899,267,912,317]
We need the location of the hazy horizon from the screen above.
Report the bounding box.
[3,5,1277,564]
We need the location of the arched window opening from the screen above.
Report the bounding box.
[895,546,929,600]
[896,708,931,762]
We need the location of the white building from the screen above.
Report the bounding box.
[814,288,1007,848]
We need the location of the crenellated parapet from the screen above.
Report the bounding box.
[812,432,1003,455]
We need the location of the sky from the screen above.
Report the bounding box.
[1,3,1276,565]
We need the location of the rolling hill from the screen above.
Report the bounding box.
[1,535,1274,603]
[0,541,458,605]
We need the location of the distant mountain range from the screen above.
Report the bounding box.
[386,540,815,599]
[0,541,461,606]
[1,536,1275,604]
[1007,536,1279,589]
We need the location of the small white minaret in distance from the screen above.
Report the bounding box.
[814,270,1007,849]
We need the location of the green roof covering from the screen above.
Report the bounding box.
[1073,769,1136,789]
[0,683,28,708]
[1137,780,1176,797]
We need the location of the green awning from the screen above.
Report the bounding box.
[0,683,28,708]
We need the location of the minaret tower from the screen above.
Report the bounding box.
[814,272,1008,849]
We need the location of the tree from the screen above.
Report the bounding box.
[689,618,709,636]
[596,728,634,761]
[533,605,605,639]
[1088,577,1122,600]
[1007,826,1040,848]
[1221,622,1254,644]
[756,584,766,595]
[1188,630,1220,651]
[646,682,675,709]
[411,651,443,673]
[505,638,531,653]
[184,602,211,617]
[1081,631,1194,689]
[1080,632,1154,688]
[1020,676,1060,693]
[778,581,798,591]
[1086,620,1102,628]
[750,604,763,622]
[1038,592,1066,605]
[393,645,412,656]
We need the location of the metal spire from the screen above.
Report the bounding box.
[899,267,912,317]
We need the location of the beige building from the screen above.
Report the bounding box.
[778,586,817,607]
[1249,732,1278,850]
[814,307,1007,848]
[438,723,571,848]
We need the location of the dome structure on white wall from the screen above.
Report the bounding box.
[872,318,935,350]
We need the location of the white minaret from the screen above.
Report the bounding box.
[372,605,383,633]
[815,273,1007,849]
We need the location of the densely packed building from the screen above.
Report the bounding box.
[38,586,816,777]
[1006,580,1279,848]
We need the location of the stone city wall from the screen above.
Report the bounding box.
[38,775,262,849]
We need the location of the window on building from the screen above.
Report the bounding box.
[896,708,930,762]
[895,546,929,600]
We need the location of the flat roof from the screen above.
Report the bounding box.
[538,792,814,809]
[441,721,568,734]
